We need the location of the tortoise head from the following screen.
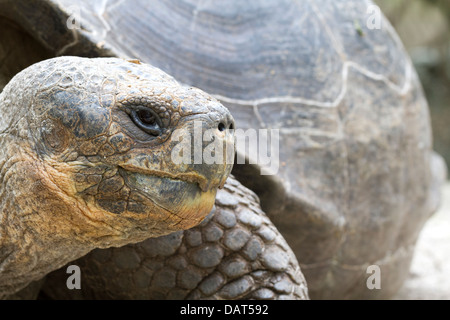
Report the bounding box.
[2,57,235,243]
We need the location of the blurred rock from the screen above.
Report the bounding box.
[394,183,450,299]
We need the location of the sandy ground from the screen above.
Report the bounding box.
[394,183,450,300]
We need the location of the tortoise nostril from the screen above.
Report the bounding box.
[218,122,226,132]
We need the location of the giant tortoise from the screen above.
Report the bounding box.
[0,0,446,299]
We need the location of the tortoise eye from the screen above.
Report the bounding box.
[130,107,162,136]
[137,109,156,125]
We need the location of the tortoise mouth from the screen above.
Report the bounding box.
[119,168,217,225]
[118,164,210,192]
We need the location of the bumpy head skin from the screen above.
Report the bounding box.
[0,56,234,297]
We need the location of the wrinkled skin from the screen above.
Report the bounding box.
[0,57,234,298]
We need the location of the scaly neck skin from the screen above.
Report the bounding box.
[0,92,124,297]
[0,144,121,298]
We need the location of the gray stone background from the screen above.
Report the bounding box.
[375,0,450,300]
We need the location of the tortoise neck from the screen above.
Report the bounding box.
[0,147,106,297]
